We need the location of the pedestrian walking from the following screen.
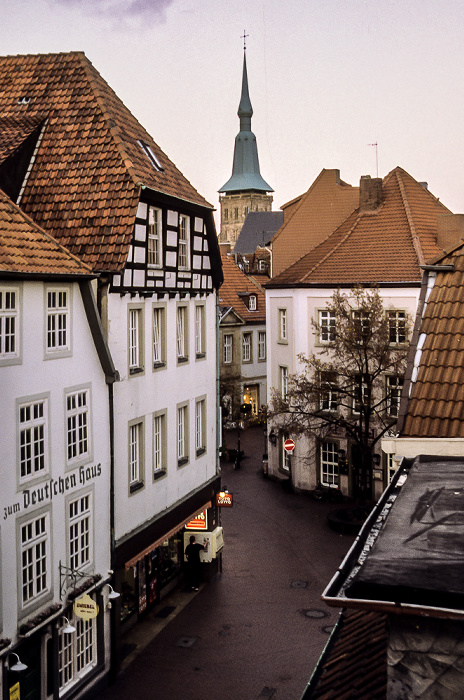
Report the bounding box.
[184,535,208,591]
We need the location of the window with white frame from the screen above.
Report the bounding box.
[242,332,252,362]
[20,512,49,605]
[195,304,205,357]
[148,206,162,267]
[59,614,96,691]
[129,307,143,374]
[320,441,339,486]
[129,421,144,489]
[353,310,370,339]
[0,287,19,360]
[387,375,404,417]
[177,404,189,465]
[258,331,266,361]
[280,365,288,399]
[353,374,369,414]
[224,334,233,364]
[319,309,336,344]
[19,398,47,481]
[66,389,90,463]
[280,433,291,472]
[178,215,190,269]
[195,398,206,455]
[153,306,166,367]
[46,288,69,353]
[176,305,188,361]
[320,372,337,412]
[153,412,166,476]
[248,295,257,311]
[278,308,287,342]
[68,493,92,571]
[388,310,407,345]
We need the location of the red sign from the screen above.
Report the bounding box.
[185,509,208,530]
[284,438,295,453]
[216,492,233,507]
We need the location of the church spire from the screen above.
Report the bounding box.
[219,44,273,194]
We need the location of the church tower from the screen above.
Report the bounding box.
[218,46,273,246]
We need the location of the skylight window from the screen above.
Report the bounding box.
[138,140,163,172]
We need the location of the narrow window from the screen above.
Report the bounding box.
[66,390,89,463]
[319,310,336,344]
[258,331,266,361]
[242,333,252,362]
[153,306,165,367]
[178,215,190,269]
[0,287,19,358]
[278,309,287,342]
[59,614,96,689]
[249,295,257,311]
[387,375,404,417]
[320,442,339,486]
[153,413,166,475]
[47,289,69,352]
[280,366,288,399]
[176,306,188,361]
[195,305,205,357]
[148,207,162,267]
[21,513,49,604]
[195,399,206,454]
[177,405,188,465]
[129,308,143,373]
[129,422,143,487]
[389,310,406,345]
[19,399,47,480]
[224,334,233,364]
[69,494,91,570]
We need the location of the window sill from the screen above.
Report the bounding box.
[129,481,144,494]
[196,447,206,457]
[153,361,166,370]
[177,457,189,467]
[153,469,167,481]
[177,356,189,364]
[195,352,206,360]
[129,367,144,376]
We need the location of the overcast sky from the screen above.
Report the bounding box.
[3,0,464,225]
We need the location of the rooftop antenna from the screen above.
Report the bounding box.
[241,30,249,51]
[368,142,379,178]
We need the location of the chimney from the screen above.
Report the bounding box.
[437,214,464,250]
[359,175,383,211]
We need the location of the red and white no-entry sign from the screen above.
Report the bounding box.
[284,438,295,453]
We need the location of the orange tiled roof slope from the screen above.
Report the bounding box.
[218,250,265,323]
[268,167,450,288]
[304,609,387,699]
[271,169,359,278]
[0,52,212,272]
[0,187,92,276]
[402,242,464,438]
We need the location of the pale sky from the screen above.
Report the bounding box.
[3,0,464,226]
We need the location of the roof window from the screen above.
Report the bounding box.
[17,97,31,106]
[138,140,163,172]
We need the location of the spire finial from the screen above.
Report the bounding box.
[241,30,249,51]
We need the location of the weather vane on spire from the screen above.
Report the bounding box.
[241,30,249,51]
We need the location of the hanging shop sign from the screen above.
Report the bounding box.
[216,491,233,507]
[9,683,20,700]
[73,593,99,620]
[185,509,208,530]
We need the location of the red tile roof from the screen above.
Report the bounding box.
[268,167,450,288]
[402,242,464,438]
[218,250,266,323]
[0,187,92,276]
[0,52,212,272]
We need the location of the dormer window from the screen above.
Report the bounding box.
[249,295,257,311]
[138,140,163,172]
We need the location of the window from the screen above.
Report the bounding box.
[353,375,369,414]
[66,389,90,464]
[280,365,288,400]
[320,372,337,412]
[234,207,239,220]
[389,310,406,345]
[319,310,336,344]
[280,433,291,472]
[59,614,96,690]
[129,421,144,490]
[153,412,166,477]
[242,332,252,362]
[178,215,190,269]
[46,288,69,353]
[176,305,188,362]
[153,306,166,367]
[195,398,206,455]
[278,309,287,342]
[0,287,19,359]
[320,441,339,486]
[258,331,266,361]
[68,494,91,571]
[195,304,205,357]
[20,512,49,605]
[148,206,162,267]
[224,334,233,364]
[387,453,399,482]
[128,307,143,374]
[138,140,163,171]
[224,209,228,221]
[177,404,189,465]
[249,295,257,311]
[19,398,47,481]
[353,310,370,339]
[387,375,404,417]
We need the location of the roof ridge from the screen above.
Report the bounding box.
[78,54,141,191]
[272,170,328,244]
[395,168,426,267]
[298,211,362,283]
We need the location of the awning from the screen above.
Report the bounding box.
[124,501,212,569]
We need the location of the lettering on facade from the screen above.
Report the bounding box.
[4,463,102,520]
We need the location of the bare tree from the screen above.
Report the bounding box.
[269,286,410,499]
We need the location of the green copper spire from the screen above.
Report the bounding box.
[219,50,273,194]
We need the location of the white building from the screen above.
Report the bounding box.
[0,189,115,698]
